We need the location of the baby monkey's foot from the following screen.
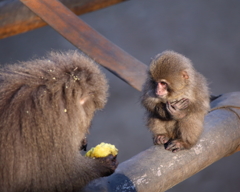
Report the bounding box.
[166,139,185,152]
[154,134,170,145]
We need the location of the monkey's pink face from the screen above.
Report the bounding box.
[155,80,168,98]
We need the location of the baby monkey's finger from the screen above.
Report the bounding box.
[166,101,176,113]
[175,98,189,109]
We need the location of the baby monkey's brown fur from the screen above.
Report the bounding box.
[0,51,117,192]
[142,50,210,152]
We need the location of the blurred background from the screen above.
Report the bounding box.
[0,0,240,191]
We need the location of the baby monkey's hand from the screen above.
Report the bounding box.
[167,98,189,119]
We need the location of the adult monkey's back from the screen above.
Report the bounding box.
[0,51,117,192]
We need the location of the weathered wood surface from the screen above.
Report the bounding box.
[82,92,240,192]
[20,0,147,91]
[0,0,127,39]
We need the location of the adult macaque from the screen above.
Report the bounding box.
[141,50,210,152]
[0,51,117,192]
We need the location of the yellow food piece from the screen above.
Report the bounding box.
[85,142,118,158]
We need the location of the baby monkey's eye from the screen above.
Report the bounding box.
[160,81,168,87]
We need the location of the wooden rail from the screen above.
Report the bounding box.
[0,0,127,39]
[82,92,240,192]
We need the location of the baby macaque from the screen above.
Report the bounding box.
[141,50,210,152]
[0,51,117,192]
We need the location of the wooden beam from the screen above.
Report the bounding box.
[0,0,127,39]
[20,0,147,91]
[82,92,240,192]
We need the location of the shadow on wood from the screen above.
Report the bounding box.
[82,92,240,192]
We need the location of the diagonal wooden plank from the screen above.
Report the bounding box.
[20,0,148,91]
